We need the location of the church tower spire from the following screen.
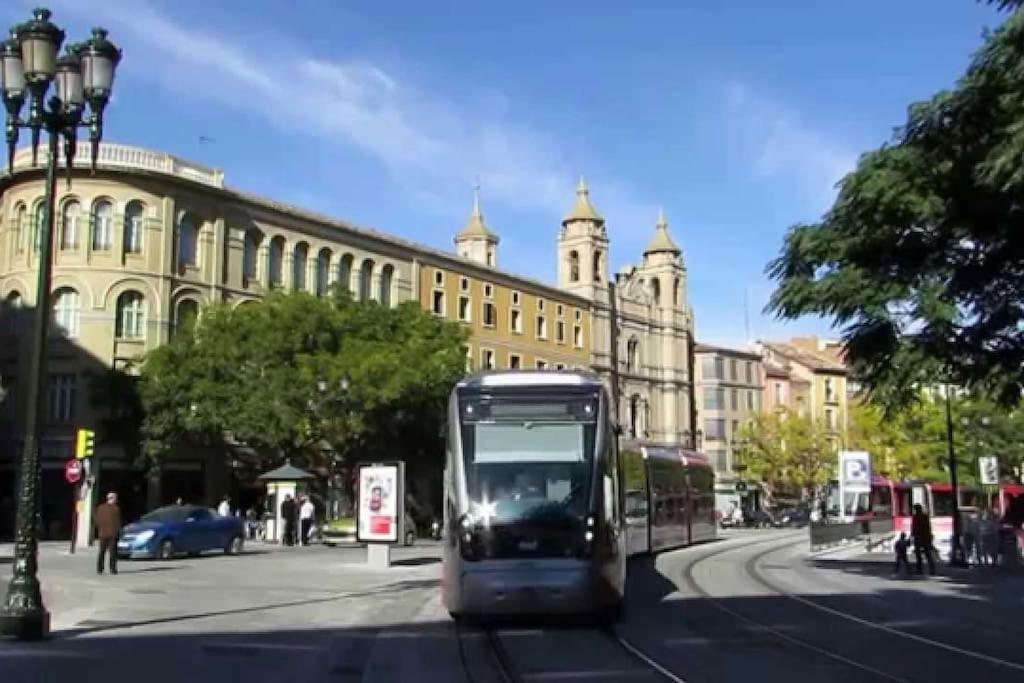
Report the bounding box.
[558,175,610,304]
[455,182,499,266]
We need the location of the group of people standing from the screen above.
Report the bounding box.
[895,503,1012,576]
[280,493,316,546]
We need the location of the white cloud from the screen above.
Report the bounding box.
[724,82,856,211]
[43,0,639,223]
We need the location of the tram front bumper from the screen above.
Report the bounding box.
[459,560,613,616]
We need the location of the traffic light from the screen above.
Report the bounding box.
[75,428,95,459]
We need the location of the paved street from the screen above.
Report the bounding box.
[2,530,1024,682]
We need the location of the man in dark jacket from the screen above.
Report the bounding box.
[94,491,122,575]
[911,503,936,575]
[280,494,297,546]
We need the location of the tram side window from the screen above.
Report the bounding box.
[895,489,913,517]
[960,489,981,509]
[872,485,892,517]
[622,448,648,519]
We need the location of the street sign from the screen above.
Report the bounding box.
[838,451,871,522]
[839,451,872,493]
[64,459,83,484]
[979,456,999,486]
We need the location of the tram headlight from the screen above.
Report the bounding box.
[458,514,479,561]
[581,517,596,558]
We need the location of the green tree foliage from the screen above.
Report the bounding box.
[86,367,146,466]
[138,290,468,475]
[848,396,1024,485]
[766,11,1024,408]
[736,410,835,497]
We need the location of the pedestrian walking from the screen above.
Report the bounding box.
[963,510,978,566]
[893,532,911,577]
[217,495,231,517]
[980,510,999,565]
[300,496,315,546]
[94,491,122,576]
[911,503,936,575]
[280,494,296,546]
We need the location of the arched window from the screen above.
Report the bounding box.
[92,200,113,251]
[673,277,680,306]
[177,213,198,269]
[626,337,640,373]
[32,203,45,253]
[124,200,145,254]
[115,291,146,339]
[292,242,309,291]
[243,230,262,283]
[268,237,285,287]
[4,291,22,336]
[174,299,199,335]
[569,250,580,282]
[337,254,354,296]
[629,395,640,437]
[593,250,603,282]
[358,259,374,302]
[651,278,661,306]
[315,248,331,296]
[52,287,80,338]
[379,264,394,307]
[60,200,80,250]
[13,203,26,253]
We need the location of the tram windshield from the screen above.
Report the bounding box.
[458,392,598,525]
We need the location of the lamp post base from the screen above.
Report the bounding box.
[0,607,51,641]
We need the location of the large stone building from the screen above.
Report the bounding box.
[0,142,696,536]
[758,340,849,437]
[693,343,764,512]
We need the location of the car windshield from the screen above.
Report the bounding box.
[141,506,190,524]
[459,392,597,525]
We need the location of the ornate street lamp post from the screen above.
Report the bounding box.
[0,8,120,641]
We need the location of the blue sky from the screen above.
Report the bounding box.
[8,0,1006,346]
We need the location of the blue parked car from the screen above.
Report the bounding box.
[117,504,245,560]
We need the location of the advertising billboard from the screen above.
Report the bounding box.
[356,462,404,543]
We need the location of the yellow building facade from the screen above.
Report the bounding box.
[0,142,696,536]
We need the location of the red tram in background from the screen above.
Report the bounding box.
[828,476,1024,557]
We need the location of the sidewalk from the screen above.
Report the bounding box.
[0,541,442,634]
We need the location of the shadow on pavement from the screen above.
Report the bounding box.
[391,557,440,567]
[1,547,1023,683]
[55,578,439,639]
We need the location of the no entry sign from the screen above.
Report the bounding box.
[65,458,83,484]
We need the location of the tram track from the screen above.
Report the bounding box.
[682,530,1024,681]
[742,540,1024,677]
[681,533,909,682]
[456,619,687,682]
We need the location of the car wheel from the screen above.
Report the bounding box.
[225,535,244,555]
[158,540,175,560]
[405,530,416,547]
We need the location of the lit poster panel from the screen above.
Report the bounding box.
[356,462,404,543]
